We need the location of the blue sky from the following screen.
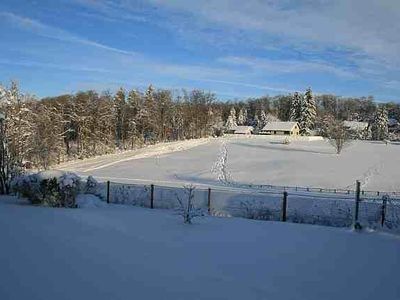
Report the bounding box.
[0,0,400,101]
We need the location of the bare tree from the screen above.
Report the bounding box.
[175,185,203,224]
[327,120,351,154]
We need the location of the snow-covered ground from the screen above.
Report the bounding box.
[0,197,399,300]
[58,136,400,192]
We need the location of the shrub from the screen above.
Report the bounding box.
[12,171,81,207]
[175,185,204,224]
[240,200,274,220]
[85,175,98,194]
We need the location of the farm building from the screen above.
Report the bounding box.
[231,126,254,135]
[261,122,300,136]
[343,121,369,132]
[343,121,370,139]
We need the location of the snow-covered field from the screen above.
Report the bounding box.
[1,197,399,300]
[59,136,400,192]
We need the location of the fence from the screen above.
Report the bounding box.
[92,180,400,231]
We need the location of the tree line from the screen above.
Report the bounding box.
[0,81,399,193]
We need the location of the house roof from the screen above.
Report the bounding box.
[262,122,298,131]
[233,126,254,133]
[343,121,368,131]
[388,118,399,127]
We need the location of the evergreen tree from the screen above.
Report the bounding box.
[142,85,156,141]
[113,87,126,148]
[289,92,302,122]
[237,108,247,125]
[225,107,237,130]
[253,114,263,133]
[299,87,316,135]
[126,89,141,147]
[372,106,388,140]
[260,110,268,128]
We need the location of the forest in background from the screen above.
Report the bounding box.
[0,81,399,193]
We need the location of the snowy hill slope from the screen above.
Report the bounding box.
[0,197,399,300]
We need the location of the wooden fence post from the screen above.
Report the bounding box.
[353,180,361,230]
[381,195,388,227]
[150,184,154,209]
[106,181,110,204]
[207,188,211,214]
[281,191,288,222]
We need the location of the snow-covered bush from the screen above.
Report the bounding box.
[11,173,42,204]
[11,171,81,207]
[58,173,81,207]
[85,175,98,194]
[240,200,275,220]
[175,185,204,224]
[76,194,107,208]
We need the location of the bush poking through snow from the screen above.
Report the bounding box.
[85,175,98,194]
[58,173,81,207]
[240,200,275,220]
[76,194,107,208]
[12,171,81,207]
[175,185,203,224]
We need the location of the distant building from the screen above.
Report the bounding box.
[261,122,300,136]
[388,118,400,135]
[343,121,370,139]
[231,126,254,135]
[343,121,369,131]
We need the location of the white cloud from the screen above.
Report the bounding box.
[219,56,356,78]
[147,0,400,66]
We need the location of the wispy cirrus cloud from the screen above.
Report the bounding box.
[0,59,112,73]
[218,56,357,79]
[1,1,400,100]
[0,11,138,56]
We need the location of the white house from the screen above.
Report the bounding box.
[343,121,368,132]
[232,126,254,135]
[343,121,370,139]
[261,122,300,136]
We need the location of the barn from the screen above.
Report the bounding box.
[261,122,300,136]
[232,126,254,135]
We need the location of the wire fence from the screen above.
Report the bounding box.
[92,180,400,232]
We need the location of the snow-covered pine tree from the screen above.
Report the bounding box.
[289,92,302,122]
[299,87,316,135]
[372,106,388,140]
[260,110,268,128]
[253,114,262,133]
[126,89,141,148]
[154,89,173,141]
[230,107,237,124]
[142,84,156,142]
[237,108,247,125]
[225,107,237,130]
[113,87,126,149]
[243,109,248,125]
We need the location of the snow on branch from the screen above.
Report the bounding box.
[175,184,204,224]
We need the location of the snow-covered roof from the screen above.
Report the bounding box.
[388,118,398,127]
[233,126,254,133]
[343,121,368,131]
[262,122,298,131]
